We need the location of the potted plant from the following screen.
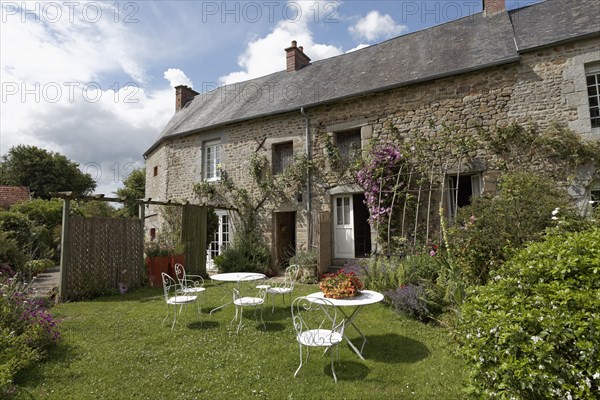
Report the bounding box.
[289,249,318,283]
[145,240,171,288]
[319,269,364,299]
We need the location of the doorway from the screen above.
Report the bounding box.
[274,212,296,268]
[353,194,371,257]
[333,194,371,258]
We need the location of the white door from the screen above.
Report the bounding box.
[333,195,354,258]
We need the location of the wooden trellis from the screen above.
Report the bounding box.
[55,192,207,301]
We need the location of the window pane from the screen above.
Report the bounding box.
[587,75,597,86]
[336,198,343,225]
[343,197,350,225]
[588,85,598,96]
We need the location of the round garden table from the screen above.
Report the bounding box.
[306,290,384,360]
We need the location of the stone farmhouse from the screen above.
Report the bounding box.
[144,0,600,271]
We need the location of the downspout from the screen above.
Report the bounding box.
[300,107,312,248]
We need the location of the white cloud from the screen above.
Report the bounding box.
[0,2,173,196]
[164,69,193,88]
[349,11,408,42]
[346,44,370,53]
[219,1,343,85]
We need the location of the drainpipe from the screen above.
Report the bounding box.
[300,107,312,248]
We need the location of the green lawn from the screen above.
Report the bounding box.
[17,284,464,399]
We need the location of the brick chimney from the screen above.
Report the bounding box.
[483,0,506,16]
[175,85,199,111]
[285,40,311,72]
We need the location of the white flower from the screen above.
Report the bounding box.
[551,216,558,220]
[552,207,560,215]
[590,200,596,204]
[531,336,542,344]
[593,372,600,379]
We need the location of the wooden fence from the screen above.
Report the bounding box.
[61,216,144,300]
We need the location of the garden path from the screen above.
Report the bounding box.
[31,266,60,300]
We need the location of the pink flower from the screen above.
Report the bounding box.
[429,250,436,257]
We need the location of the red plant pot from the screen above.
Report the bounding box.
[146,256,170,288]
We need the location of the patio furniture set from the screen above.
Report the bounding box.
[161,263,384,382]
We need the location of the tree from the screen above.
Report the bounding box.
[74,201,117,218]
[115,168,145,218]
[0,145,96,199]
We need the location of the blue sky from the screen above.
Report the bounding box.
[0,0,541,196]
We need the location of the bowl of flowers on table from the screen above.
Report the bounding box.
[319,269,364,299]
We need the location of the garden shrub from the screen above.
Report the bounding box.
[0,277,61,395]
[0,212,34,251]
[386,284,429,321]
[358,254,448,321]
[214,231,270,274]
[0,327,39,396]
[23,259,54,278]
[360,256,405,293]
[9,199,63,230]
[460,227,600,399]
[0,232,25,273]
[448,172,572,284]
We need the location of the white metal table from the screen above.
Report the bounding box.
[306,290,384,360]
[209,272,266,314]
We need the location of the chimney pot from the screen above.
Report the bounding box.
[285,40,311,72]
[483,0,506,16]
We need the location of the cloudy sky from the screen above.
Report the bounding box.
[0,0,540,196]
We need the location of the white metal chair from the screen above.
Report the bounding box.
[174,263,205,314]
[266,264,300,313]
[291,296,345,383]
[161,272,197,331]
[231,275,268,334]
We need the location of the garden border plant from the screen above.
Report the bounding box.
[460,227,600,399]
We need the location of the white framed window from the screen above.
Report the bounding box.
[586,62,600,129]
[446,173,482,218]
[204,140,221,181]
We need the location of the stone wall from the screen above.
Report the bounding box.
[144,36,600,258]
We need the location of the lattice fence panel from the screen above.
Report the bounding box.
[64,217,144,300]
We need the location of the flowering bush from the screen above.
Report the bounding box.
[356,143,405,226]
[319,269,364,299]
[0,275,61,395]
[448,172,572,284]
[460,227,600,399]
[386,284,429,321]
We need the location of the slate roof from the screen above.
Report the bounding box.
[144,0,600,156]
[0,186,30,209]
[510,0,600,51]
